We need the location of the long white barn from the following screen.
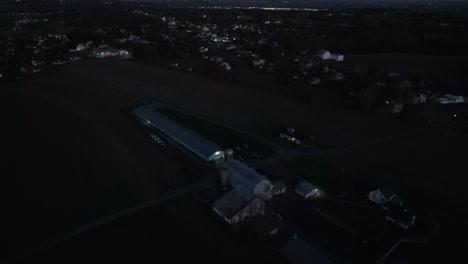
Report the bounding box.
[133,104,224,162]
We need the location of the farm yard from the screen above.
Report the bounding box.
[2,57,466,263]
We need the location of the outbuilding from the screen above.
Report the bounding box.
[295,181,318,198]
[317,50,331,60]
[331,54,344,62]
[368,185,397,205]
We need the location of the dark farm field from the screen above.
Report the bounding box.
[1,68,211,260]
[18,195,286,264]
[0,90,139,259]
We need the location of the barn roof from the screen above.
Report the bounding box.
[224,159,272,198]
[295,181,317,195]
[212,185,255,220]
[133,104,224,161]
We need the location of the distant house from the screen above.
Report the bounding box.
[253,59,266,67]
[435,97,451,104]
[280,127,314,145]
[280,236,334,264]
[413,93,428,104]
[387,72,401,78]
[295,181,318,198]
[368,186,397,205]
[385,205,416,230]
[369,186,415,229]
[310,77,321,86]
[92,47,132,59]
[444,94,465,103]
[212,185,265,224]
[212,36,230,43]
[317,50,331,60]
[331,54,344,62]
[76,44,86,51]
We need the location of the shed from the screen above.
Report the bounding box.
[295,181,318,198]
[317,50,331,60]
[444,94,464,103]
[368,185,396,205]
[331,54,344,62]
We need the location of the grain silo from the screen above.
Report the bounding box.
[220,167,230,190]
[224,148,234,161]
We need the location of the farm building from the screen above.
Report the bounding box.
[331,54,344,62]
[212,159,273,224]
[212,185,265,224]
[444,94,465,103]
[295,181,318,198]
[368,186,397,205]
[317,50,331,60]
[435,97,451,104]
[133,104,225,163]
[224,159,273,199]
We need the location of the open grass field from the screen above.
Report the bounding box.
[20,194,286,264]
[56,59,434,147]
[1,64,213,260]
[0,90,140,259]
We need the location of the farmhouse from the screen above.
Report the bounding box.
[133,104,225,163]
[368,185,397,205]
